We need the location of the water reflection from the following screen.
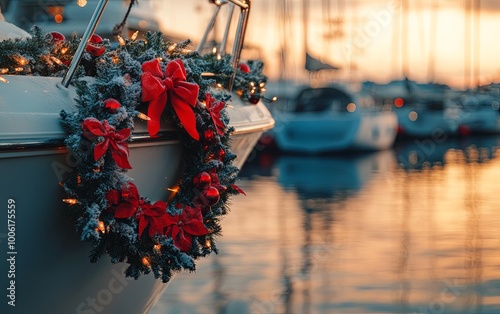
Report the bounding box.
[151,136,500,314]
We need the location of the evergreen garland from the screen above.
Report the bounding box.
[1,28,268,282]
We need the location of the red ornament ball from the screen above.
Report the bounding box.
[104,98,121,113]
[50,31,65,44]
[249,96,260,105]
[86,34,105,57]
[218,148,226,161]
[193,172,212,190]
[201,186,220,206]
[204,129,216,143]
[238,62,251,73]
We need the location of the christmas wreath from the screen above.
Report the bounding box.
[0,28,268,282]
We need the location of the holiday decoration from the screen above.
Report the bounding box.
[49,31,65,44]
[86,34,105,57]
[238,62,251,73]
[1,28,268,283]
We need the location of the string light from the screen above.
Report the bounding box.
[97,221,106,233]
[153,244,161,251]
[18,57,28,66]
[112,55,120,64]
[62,198,78,205]
[216,83,223,88]
[216,54,221,60]
[0,77,8,83]
[205,239,211,249]
[50,56,63,66]
[14,67,23,72]
[60,47,68,54]
[212,47,217,54]
[130,31,139,41]
[168,44,177,53]
[117,35,126,46]
[259,82,266,88]
[137,112,151,121]
[142,257,151,267]
[0,68,8,74]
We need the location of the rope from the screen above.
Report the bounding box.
[112,0,137,36]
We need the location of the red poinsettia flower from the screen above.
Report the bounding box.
[82,118,132,169]
[136,200,168,238]
[164,205,209,252]
[204,93,226,136]
[106,182,140,219]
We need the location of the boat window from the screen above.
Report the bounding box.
[294,88,352,113]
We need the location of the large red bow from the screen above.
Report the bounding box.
[141,58,200,140]
[82,118,132,169]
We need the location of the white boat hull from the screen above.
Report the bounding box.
[0,76,273,313]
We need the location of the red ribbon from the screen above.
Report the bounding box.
[136,200,168,239]
[164,205,208,252]
[82,118,132,169]
[141,58,200,140]
[205,93,226,136]
[106,182,140,219]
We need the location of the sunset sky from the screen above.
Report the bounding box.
[155,0,499,89]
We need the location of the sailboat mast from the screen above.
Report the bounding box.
[473,0,480,88]
[401,0,410,79]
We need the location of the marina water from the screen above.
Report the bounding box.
[151,135,500,314]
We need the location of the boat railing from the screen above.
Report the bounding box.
[61,0,252,91]
[196,0,251,92]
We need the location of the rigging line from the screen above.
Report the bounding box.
[427,0,439,82]
[112,0,136,36]
[473,0,481,88]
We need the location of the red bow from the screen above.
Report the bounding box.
[82,118,132,169]
[136,200,168,238]
[141,58,200,140]
[205,93,226,136]
[106,182,140,219]
[164,205,208,252]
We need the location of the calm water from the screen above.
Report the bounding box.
[150,135,500,314]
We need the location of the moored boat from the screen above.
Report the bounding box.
[272,85,398,153]
[0,1,274,313]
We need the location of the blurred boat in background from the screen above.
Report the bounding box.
[271,84,398,153]
[452,85,500,135]
[366,79,461,139]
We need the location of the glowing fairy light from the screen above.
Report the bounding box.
[205,239,211,249]
[97,221,105,233]
[153,244,161,251]
[60,47,68,54]
[0,68,8,74]
[117,35,126,46]
[14,67,23,72]
[0,77,8,83]
[62,198,78,205]
[142,257,151,267]
[50,56,63,66]
[259,82,266,88]
[216,83,223,88]
[168,44,177,53]
[130,31,139,41]
[212,47,217,54]
[137,112,151,121]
